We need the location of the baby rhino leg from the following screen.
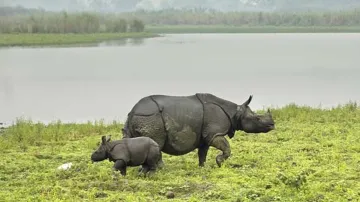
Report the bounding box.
[143,145,161,177]
[113,159,127,176]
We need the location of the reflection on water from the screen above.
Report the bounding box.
[97,38,145,47]
[1,33,360,125]
[0,37,147,50]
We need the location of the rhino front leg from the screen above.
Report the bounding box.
[198,144,209,167]
[113,159,127,176]
[209,136,231,167]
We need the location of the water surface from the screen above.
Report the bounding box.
[1,33,359,125]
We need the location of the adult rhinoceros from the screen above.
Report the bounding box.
[121,93,275,168]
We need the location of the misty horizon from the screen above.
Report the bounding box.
[1,0,360,13]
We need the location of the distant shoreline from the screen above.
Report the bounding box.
[146,25,360,33]
[1,25,360,47]
[0,32,160,47]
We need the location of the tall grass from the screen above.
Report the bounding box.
[0,11,145,34]
[0,103,359,201]
[0,119,123,151]
[1,102,359,151]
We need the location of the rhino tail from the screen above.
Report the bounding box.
[122,115,133,138]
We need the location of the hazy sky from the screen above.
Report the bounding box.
[2,0,359,12]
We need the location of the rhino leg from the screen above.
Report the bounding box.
[138,151,163,172]
[113,159,127,176]
[146,145,160,170]
[157,152,164,168]
[138,165,149,176]
[129,113,167,170]
[198,144,209,167]
[139,164,156,178]
[209,136,231,167]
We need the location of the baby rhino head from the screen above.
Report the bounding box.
[91,135,111,162]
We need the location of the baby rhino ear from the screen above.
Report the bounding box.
[106,135,111,142]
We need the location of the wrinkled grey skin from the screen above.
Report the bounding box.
[91,135,161,176]
[122,93,275,168]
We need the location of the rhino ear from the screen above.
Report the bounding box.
[101,136,107,144]
[106,135,111,142]
[243,95,253,106]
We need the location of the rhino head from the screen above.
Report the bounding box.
[91,135,112,162]
[236,95,275,133]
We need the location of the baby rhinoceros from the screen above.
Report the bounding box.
[91,135,161,177]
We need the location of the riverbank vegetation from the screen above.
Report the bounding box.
[0,103,359,201]
[0,10,145,34]
[139,8,360,33]
[0,32,156,47]
[2,6,360,36]
[145,25,360,33]
[128,8,360,27]
[0,8,159,46]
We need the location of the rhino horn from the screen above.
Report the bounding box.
[243,95,253,106]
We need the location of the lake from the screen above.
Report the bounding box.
[1,33,359,126]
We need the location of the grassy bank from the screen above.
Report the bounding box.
[0,9,154,47]
[0,32,159,47]
[0,103,359,201]
[146,25,360,33]
[2,25,358,48]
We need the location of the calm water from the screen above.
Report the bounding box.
[1,33,360,126]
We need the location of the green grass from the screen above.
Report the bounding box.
[1,103,360,201]
[146,25,360,33]
[0,32,159,47]
[2,25,359,48]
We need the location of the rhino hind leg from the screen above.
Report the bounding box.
[146,145,161,173]
[198,144,210,167]
[138,165,150,176]
[129,113,167,168]
[138,148,159,177]
[130,113,167,148]
[209,136,231,167]
[156,151,164,169]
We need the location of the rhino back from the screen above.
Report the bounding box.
[152,95,204,155]
[130,96,159,116]
[195,93,238,119]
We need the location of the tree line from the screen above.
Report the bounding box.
[1,7,360,34]
[0,10,145,34]
[116,8,360,26]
